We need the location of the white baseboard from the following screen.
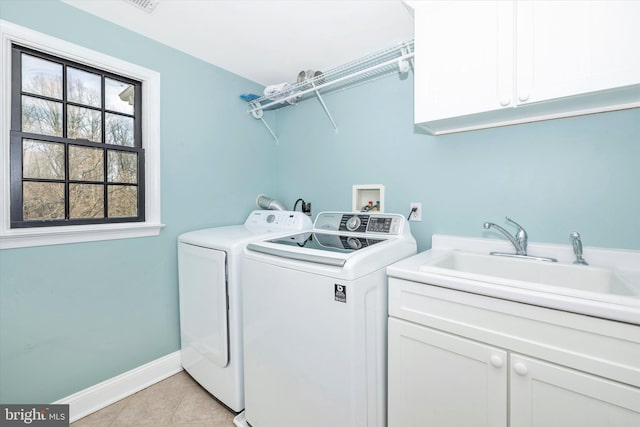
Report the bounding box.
[54,351,183,423]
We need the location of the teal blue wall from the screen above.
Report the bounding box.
[0,1,275,403]
[1,0,639,407]
[273,75,640,252]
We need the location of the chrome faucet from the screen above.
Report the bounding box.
[570,231,588,265]
[482,217,557,262]
[483,217,528,255]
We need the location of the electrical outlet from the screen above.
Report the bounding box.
[409,202,422,222]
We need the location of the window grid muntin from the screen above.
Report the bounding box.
[10,44,144,228]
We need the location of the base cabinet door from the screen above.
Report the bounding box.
[388,318,507,427]
[510,354,640,427]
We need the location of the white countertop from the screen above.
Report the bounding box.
[387,235,640,325]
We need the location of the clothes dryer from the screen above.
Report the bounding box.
[177,210,312,412]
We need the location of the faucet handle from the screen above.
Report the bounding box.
[505,217,526,234]
[505,217,528,253]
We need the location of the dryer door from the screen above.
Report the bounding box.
[178,243,229,368]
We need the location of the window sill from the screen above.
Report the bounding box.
[0,222,165,249]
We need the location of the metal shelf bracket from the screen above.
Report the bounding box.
[250,102,279,144]
[310,81,338,133]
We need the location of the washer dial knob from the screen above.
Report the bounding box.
[346,216,361,231]
[347,237,363,250]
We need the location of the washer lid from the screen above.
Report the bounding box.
[244,212,418,278]
[265,232,386,254]
[246,232,396,267]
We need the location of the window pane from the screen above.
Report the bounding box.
[108,185,137,218]
[22,139,65,179]
[23,182,65,220]
[68,105,102,142]
[69,184,104,219]
[105,113,134,146]
[105,78,134,115]
[21,54,62,99]
[107,150,137,183]
[69,146,104,181]
[22,95,63,136]
[11,44,145,230]
[67,67,101,107]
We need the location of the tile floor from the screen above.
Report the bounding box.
[71,371,236,426]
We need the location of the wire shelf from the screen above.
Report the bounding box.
[245,39,414,143]
[248,39,414,112]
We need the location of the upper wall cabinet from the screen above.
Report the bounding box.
[410,0,640,135]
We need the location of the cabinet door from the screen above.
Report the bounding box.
[510,354,640,427]
[388,318,507,427]
[413,1,514,123]
[516,1,640,104]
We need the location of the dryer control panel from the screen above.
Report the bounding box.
[314,212,407,235]
[244,210,312,233]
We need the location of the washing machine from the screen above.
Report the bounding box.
[177,210,312,413]
[241,212,417,427]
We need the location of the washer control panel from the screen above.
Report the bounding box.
[314,212,406,235]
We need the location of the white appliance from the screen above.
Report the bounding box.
[241,212,417,427]
[177,210,312,412]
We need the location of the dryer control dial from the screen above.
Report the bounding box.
[345,216,361,231]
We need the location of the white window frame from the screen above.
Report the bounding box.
[0,20,163,249]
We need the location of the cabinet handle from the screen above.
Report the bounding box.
[490,355,504,368]
[499,98,511,107]
[518,93,530,102]
[513,362,528,376]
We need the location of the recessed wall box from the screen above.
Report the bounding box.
[352,184,385,213]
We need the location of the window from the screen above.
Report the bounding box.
[1,20,162,248]
[11,45,144,227]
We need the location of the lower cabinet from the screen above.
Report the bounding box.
[510,354,640,427]
[388,318,640,427]
[388,318,507,426]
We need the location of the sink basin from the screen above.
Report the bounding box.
[419,250,639,299]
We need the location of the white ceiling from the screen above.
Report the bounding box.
[61,0,415,86]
